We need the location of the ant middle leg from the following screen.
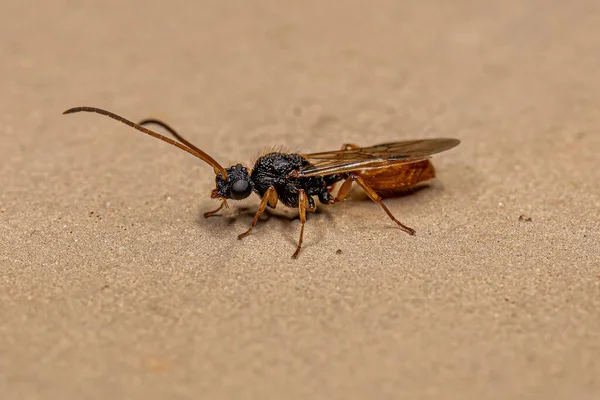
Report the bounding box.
[291,189,311,259]
[238,187,275,239]
[330,173,415,235]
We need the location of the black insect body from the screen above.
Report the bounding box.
[250,153,337,207]
[212,154,336,208]
[63,106,460,258]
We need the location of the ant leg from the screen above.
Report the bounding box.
[267,189,279,208]
[238,187,275,239]
[292,189,310,259]
[329,176,355,204]
[352,174,415,235]
[331,174,415,235]
[203,200,227,218]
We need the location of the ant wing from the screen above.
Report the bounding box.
[298,138,460,177]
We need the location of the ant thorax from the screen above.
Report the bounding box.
[250,152,337,208]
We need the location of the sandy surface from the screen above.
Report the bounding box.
[1,1,599,399]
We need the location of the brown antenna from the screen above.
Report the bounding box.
[63,106,228,179]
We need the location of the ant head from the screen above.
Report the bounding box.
[211,164,253,201]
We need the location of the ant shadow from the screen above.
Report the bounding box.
[195,184,432,249]
[195,200,335,249]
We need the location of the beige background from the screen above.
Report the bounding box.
[1,1,599,399]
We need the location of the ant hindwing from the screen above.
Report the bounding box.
[63,107,460,258]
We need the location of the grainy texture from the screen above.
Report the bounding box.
[1,1,599,399]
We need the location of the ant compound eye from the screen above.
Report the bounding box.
[230,179,252,200]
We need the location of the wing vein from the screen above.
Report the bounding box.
[298,138,460,177]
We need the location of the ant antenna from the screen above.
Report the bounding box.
[63,107,228,179]
[137,118,205,155]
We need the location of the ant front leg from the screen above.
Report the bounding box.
[204,200,228,218]
[331,173,416,235]
[238,187,276,239]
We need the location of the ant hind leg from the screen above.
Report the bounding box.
[331,174,415,235]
